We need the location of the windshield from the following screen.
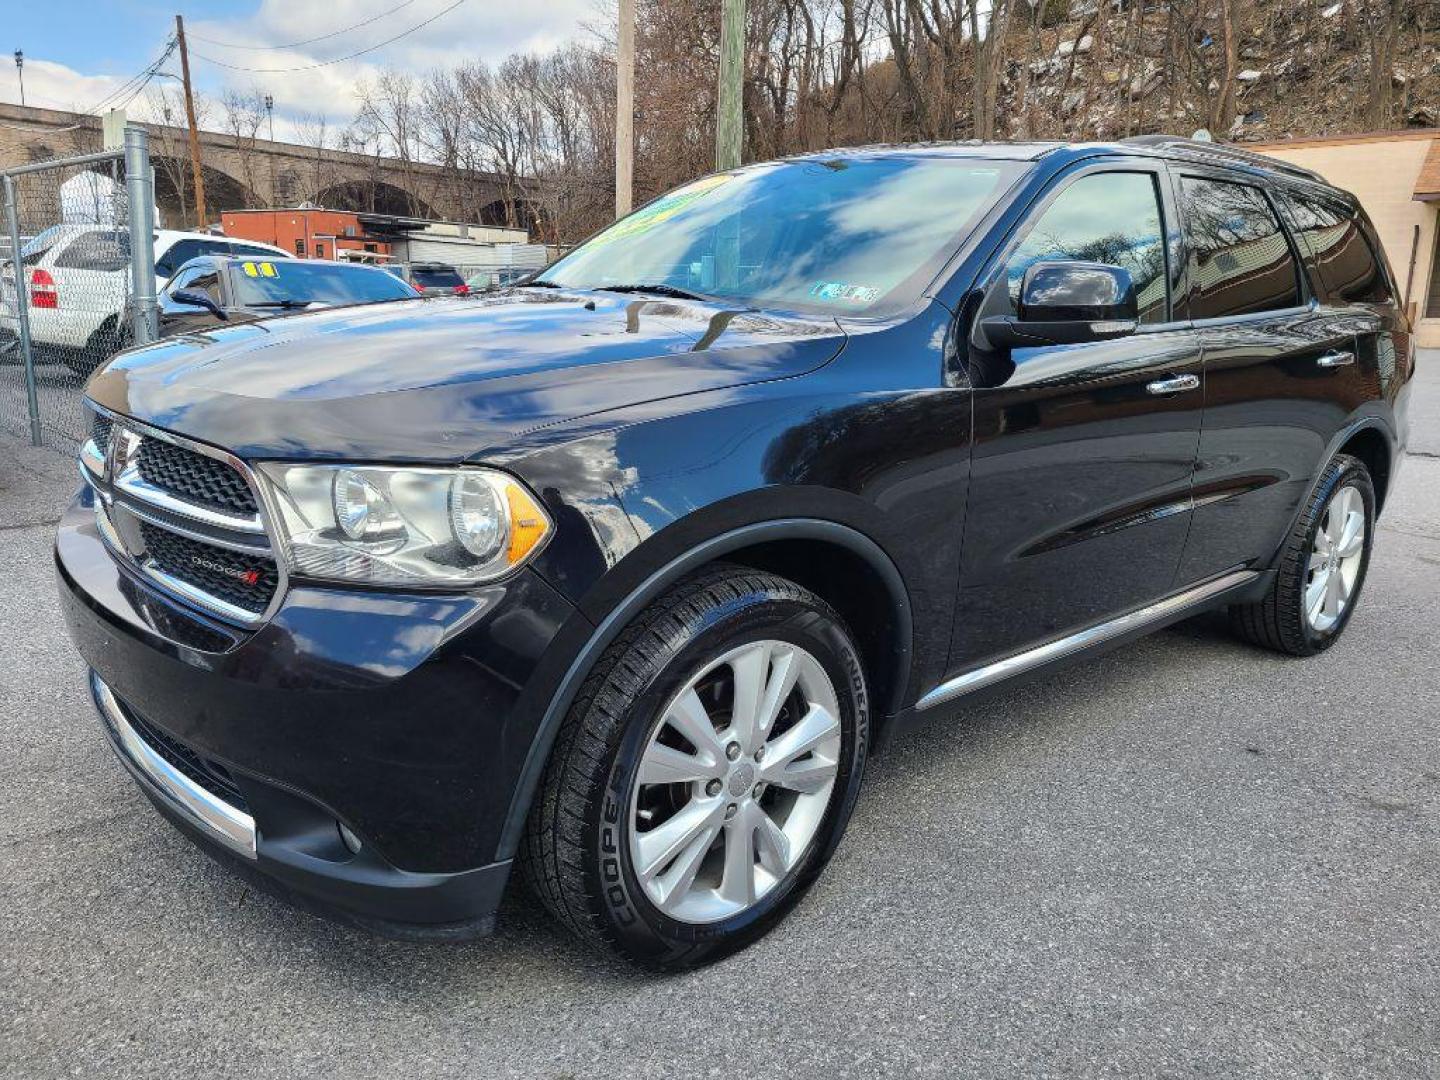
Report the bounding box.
[231,261,417,306]
[542,156,1024,315]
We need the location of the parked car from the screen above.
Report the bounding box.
[0,226,290,375]
[156,256,421,337]
[386,261,470,296]
[61,137,1412,969]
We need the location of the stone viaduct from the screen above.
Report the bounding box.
[0,102,538,231]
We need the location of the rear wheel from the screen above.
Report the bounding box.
[1230,453,1375,656]
[69,317,131,380]
[521,564,869,969]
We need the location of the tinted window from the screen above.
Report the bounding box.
[164,263,223,304]
[411,266,464,287]
[54,230,130,272]
[230,261,417,307]
[228,242,288,261]
[1005,171,1168,324]
[1180,177,1301,318]
[544,157,1024,315]
[16,225,72,266]
[191,271,224,304]
[157,238,228,278]
[1285,194,1393,305]
[165,265,205,295]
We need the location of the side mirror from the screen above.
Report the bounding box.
[982,261,1138,349]
[170,290,228,321]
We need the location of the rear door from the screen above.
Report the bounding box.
[1281,190,1403,424]
[1172,170,1363,583]
[948,160,1205,672]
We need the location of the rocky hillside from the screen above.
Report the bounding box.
[988,0,1437,144]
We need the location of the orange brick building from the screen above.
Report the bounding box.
[220,209,391,263]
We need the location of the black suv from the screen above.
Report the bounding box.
[60,138,1412,968]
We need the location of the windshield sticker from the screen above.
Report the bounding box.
[809,281,880,305]
[241,261,279,278]
[590,173,736,247]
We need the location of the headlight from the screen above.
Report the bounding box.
[254,463,552,587]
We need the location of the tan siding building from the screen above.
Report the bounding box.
[1251,130,1440,348]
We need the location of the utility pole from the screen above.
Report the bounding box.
[615,0,634,218]
[13,50,23,106]
[174,15,207,230]
[265,93,276,207]
[716,0,745,171]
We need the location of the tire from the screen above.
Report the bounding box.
[1230,453,1376,657]
[521,563,869,969]
[69,318,131,380]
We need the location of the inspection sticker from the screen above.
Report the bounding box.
[809,281,880,304]
[241,262,279,278]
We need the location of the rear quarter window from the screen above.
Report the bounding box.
[53,230,130,272]
[1284,193,1394,306]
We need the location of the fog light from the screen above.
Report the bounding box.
[337,821,363,854]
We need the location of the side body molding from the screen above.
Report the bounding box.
[495,518,913,860]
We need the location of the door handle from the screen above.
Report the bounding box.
[1145,373,1200,396]
[1316,350,1355,368]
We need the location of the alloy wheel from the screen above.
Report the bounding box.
[1305,483,1366,633]
[627,639,842,924]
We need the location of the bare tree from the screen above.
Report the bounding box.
[221,89,268,208]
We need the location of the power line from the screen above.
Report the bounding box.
[88,39,178,115]
[190,0,466,73]
[0,38,176,132]
[186,0,418,51]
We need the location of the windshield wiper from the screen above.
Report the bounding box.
[247,299,317,309]
[595,283,712,302]
[518,278,562,288]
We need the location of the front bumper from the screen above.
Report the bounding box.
[58,486,586,936]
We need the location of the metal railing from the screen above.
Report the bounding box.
[0,127,156,450]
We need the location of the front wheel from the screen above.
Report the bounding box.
[1230,453,1376,656]
[521,565,869,969]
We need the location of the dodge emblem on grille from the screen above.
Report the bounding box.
[190,554,262,586]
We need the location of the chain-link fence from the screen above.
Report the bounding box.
[0,129,157,451]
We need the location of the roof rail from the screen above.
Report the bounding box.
[1121,134,1329,184]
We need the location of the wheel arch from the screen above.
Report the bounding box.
[1265,414,1396,574]
[496,518,913,861]
[1335,424,1392,514]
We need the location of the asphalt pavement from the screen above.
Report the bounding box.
[1,355,1436,1079]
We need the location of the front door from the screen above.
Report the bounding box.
[948,162,1205,673]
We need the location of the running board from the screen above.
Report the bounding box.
[915,569,1259,712]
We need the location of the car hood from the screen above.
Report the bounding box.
[86,290,845,461]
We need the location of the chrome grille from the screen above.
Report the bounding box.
[90,412,112,452]
[137,521,279,615]
[82,404,284,627]
[138,438,259,516]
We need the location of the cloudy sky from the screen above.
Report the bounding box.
[4,0,600,141]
